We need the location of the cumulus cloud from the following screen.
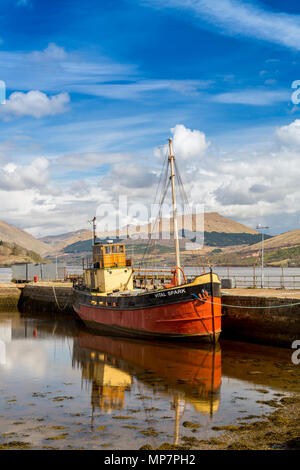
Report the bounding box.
[108,162,157,189]
[276,119,300,147]
[171,124,210,160]
[0,157,49,191]
[0,90,70,119]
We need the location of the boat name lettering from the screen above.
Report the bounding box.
[154,292,167,298]
[154,288,186,298]
[168,288,186,296]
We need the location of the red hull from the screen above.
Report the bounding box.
[78,332,222,393]
[74,296,221,341]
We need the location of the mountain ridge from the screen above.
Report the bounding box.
[39,212,258,253]
[0,221,49,255]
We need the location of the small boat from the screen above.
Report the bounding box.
[73,139,222,342]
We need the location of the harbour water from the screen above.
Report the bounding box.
[0,310,298,450]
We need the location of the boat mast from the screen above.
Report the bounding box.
[92,216,97,246]
[168,138,181,285]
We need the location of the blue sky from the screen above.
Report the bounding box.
[0,0,300,237]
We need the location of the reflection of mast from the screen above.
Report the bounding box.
[172,395,185,447]
[210,345,216,419]
[168,345,219,446]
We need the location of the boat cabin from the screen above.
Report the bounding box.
[83,242,133,293]
[92,242,128,269]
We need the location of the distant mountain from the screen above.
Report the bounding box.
[0,221,49,255]
[54,213,263,266]
[39,212,264,265]
[96,212,258,238]
[40,229,92,251]
[201,212,258,234]
[42,212,258,252]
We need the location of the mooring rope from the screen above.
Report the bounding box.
[52,285,71,311]
[191,293,300,309]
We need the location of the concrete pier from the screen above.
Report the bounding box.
[0,285,23,310]
[222,289,300,347]
[19,284,74,315]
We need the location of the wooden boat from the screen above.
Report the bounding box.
[73,139,222,341]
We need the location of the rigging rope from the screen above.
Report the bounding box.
[174,159,204,272]
[140,145,205,273]
[139,151,171,266]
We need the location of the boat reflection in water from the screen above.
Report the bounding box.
[72,332,221,444]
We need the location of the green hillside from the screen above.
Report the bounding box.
[0,240,44,266]
[182,231,272,246]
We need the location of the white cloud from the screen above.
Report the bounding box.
[108,162,157,189]
[0,90,70,119]
[276,119,300,147]
[0,43,212,101]
[171,124,210,160]
[0,157,49,191]
[213,89,289,106]
[0,43,135,94]
[143,0,300,51]
[69,79,211,100]
[56,151,132,169]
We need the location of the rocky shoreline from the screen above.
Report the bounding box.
[140,394,300,451]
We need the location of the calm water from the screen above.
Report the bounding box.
[0,310,299,450]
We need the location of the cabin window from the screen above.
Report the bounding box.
[112,246,117,253]
[119,246,124,253]
[105,246,111,254]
